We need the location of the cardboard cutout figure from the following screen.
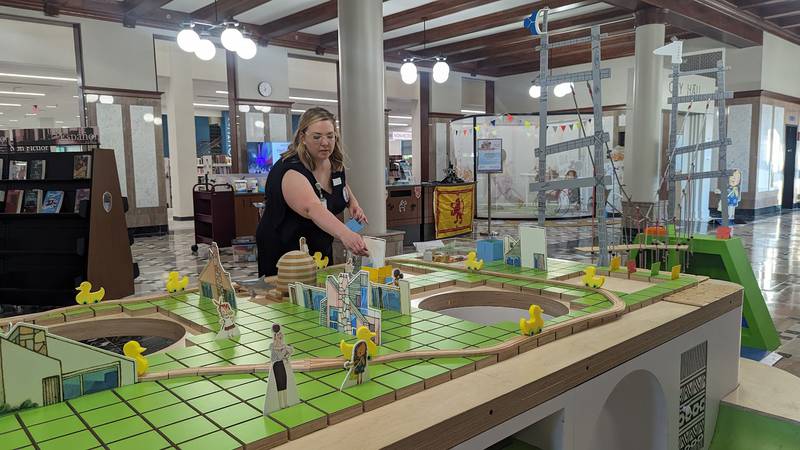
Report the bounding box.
[264,324,299,414]
[340,339,370,390]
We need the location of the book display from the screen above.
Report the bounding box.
[0,127,134,305]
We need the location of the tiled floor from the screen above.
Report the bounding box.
[132,212,800,377]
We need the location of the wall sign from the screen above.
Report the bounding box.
[476,138,503,173]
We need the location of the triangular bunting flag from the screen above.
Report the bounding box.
[569,124,575,131]
[524,120,531,128]
[560,125,567,132]
[490,119,496,126]
[474,125,481,132]
[505,114,514,123]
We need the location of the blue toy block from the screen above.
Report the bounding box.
[477,239,504,262]
[505,256,521,267]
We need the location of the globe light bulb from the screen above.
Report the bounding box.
[553,82,574,98]
[237,37,257,60]
[238,104,250,113]
[153,117,163,125]
[177,27,200,53]
[98,95,114,104]
[143,112,154,123]
[85,94,99,103]
[400,61,417,84]
[432,60,450,84]
[220,26,243,52]
[194,39,216,61]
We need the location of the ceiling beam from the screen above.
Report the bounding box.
[749,1,800,20]
[476,24,637,69]
[734,0,796,9]
[191,0,269,23]
[491,30,694,77]
[772,14,800,26]
[482,31,636,70]
[319,0,499,47]
[383,0,600,53]
[445,9,632,64]
[259,0,337,40]
[447,14,634,67]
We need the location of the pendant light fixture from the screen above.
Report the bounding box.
[400,18,449,85]
[177,25,200,52]
[220,23,243,52]
[177,1,256,62]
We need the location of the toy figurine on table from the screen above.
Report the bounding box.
[726,169,741,221]
[340,339,370,390]
[264,324,299,414]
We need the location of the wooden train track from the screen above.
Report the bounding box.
[575,243,689,253]
[140,259,631,381]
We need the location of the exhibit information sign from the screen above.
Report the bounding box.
[477,138,503,173]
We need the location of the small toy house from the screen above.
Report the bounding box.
[477,239,504,262]
[320,271,382,344]
[0,323,136,409]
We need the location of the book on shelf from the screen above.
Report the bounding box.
[73,154,91,179]
[0,158,3,179]
[40,190,64,213]
[21,189,42,213]
[0,190,4,210]
[74,188,90,213]
[9,160,27,180]
[28,159,46,180]
[5,189,23,213]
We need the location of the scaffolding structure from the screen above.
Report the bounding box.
[666,60,734,228]
[528,10,611,266]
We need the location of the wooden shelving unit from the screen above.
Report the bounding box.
[0,148,134,305]
[192,181,235,248]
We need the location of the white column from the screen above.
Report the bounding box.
[626,22,666,205]
[338,0,387,234]
[165,45,197,220]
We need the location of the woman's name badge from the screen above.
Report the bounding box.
[333,177,342,186]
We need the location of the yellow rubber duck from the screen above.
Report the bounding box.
[582,266,606,288]
[313,251,329,269]
[166,271,189,293]
[75,281,105,305]
[465,251,484,271]
[339,326,378,359]
[123,340,148,376]
[519,304,544,336]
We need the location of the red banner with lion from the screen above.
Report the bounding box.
[434,184,474,239]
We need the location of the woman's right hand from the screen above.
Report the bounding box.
[341,230,369,256]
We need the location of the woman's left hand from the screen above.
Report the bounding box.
[349,203,368,224]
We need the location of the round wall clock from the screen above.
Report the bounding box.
[258,81,272,97]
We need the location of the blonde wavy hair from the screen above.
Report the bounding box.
[281,107,344,171]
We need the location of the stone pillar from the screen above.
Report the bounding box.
[337,0,386,234]
[165,44,197,220]
[623,10,666,228]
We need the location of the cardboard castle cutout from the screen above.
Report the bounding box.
[263,324,299,414]
[0,323,136,409]
[198,242,240,339]
[322,271,382,344]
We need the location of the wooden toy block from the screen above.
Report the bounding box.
[610,255,621,271]
[671,264,681,280]
[650,262,661,277]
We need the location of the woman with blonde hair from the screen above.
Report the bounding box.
[256,107,368,277]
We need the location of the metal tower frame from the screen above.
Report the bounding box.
[528,10,611,266]
[666,60,733,227]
